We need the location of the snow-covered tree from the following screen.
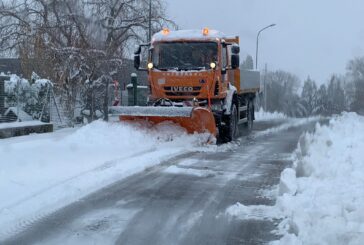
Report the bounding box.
[300,76,318,116]
[4,74,52,120]
[314,84,328,115]
[240,55,254,70]
[265,70,305,117]
[327,75,346,115]
[0,0,175,122]
[346,57,364,114]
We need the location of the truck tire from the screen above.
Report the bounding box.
[221,102,239,143]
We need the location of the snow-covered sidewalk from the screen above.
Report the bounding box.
[0,121,210,239]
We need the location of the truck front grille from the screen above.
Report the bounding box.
[164,86,201,96]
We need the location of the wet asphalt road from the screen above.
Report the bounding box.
[3,118,322,245]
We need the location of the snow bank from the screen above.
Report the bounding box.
[0,121,212,240]
[255,107,287,121]
[274,112,364,244]
[224,113,364,244]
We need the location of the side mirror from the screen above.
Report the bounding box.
[133,45,150,71]
[231,45,240,54]
[134,46,141,69]
[134,55,140,69]
[231,54,240,69]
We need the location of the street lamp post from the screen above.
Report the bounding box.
[255,24,276,70]
[148,0,152,42]
[255,24,276,111]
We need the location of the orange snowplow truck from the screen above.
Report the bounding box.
[110,28,260,143]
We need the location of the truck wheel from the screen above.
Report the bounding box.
[221,103,239,143]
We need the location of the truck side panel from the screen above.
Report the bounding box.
[239,70,260,94]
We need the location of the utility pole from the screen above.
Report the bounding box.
[148,0,152,42]
[264,63,268,111]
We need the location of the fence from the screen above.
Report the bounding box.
[0,75,68,129]
[0,73,151,131]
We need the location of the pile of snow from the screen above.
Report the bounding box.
[274,112,364,244]
[226,202,280,221]
[224,113,364,244]
[255,107,287,121]
[0,121,212,240]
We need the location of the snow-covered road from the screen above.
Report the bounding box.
[0,121,212,241]
[0,115,324,245]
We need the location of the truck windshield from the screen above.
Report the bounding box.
[152,42,218,70]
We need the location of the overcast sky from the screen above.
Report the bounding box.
[165,0,364,83]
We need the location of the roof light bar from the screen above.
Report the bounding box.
[202,28,209,36]
[162,28,170,35]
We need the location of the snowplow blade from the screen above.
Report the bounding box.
[109,106,217,136]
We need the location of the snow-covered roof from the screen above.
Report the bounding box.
[4,107,33,121]
[152,29,228,43]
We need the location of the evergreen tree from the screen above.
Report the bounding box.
[347,57,364,114]
[314,84,328,115]
[265,70,303,116]
[327,75,346,115]
[240,55,254,70]
[344,81,356,111]
[301,76,318,116]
